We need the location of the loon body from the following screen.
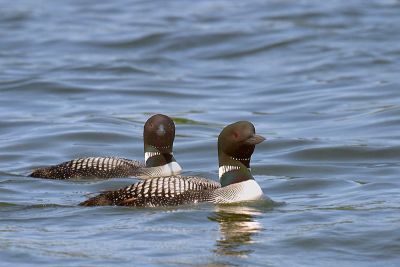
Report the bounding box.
[80,121,266,207]
[30,114,182,179]
[80,176,221,206]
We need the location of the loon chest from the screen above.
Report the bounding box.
[138,161,182,179]
[215,166,264,203]
[211,179,264,203]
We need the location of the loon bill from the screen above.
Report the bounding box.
[80,121,266,207]
[29,114,182,179]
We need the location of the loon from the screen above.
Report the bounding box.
[80,121,266,207]
[29,114,182,179]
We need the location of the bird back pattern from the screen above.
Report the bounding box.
[30,157,144,179]
[80,176,221,207]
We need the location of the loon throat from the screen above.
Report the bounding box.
[218,165,240,178]
[145,151,161,162]
[218,165,254,187]
[230,156,251,161]
[145,151,174,166]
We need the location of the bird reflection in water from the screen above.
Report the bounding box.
[208,202,272,257]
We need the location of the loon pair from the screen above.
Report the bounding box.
[31,114,266,207]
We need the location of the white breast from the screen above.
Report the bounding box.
[212,179,263,203]
[137,161,182,179]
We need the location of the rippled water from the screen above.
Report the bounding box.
[1,0,400,266]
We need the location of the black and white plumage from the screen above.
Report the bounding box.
[29,114,182,179]
[30,157,144,179]
[80,121,266,207]
[80,176,221,207]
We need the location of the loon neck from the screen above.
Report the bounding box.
[144,145,176,168]
[218,154,254,187]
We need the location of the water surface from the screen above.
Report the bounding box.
[1,0,400,266]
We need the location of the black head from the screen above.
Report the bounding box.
[218,121,265,168]
[143,114,176,167]
[218,121,265,187]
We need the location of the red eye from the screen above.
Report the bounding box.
[233,131,239,139]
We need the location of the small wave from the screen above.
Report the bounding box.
[67,64,152,75]
[1,80,92,94]
[287,145,400,162]
[0,202,18,207]
[203,36,312,59]
[88,32,168,49]
[0,9,31,23]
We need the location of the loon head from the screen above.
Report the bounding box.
[143,114,177,167]
[218,121,265,187]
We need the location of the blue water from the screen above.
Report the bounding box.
[1,0,400,266]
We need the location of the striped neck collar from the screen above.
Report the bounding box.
[144,144,175,168]
[219,165,240,179]
[218,164,253,187]
[145,151,162,162]
[144,151,175,167]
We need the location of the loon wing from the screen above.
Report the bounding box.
[79,176,221,207]
[30,157,144,179]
